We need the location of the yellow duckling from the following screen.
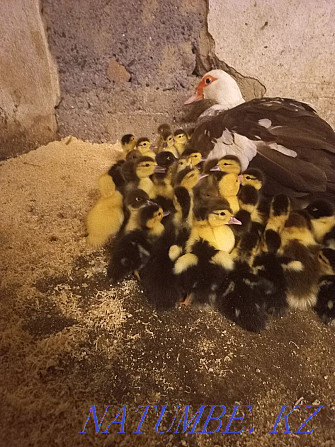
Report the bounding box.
[156,123,172,152]
[216,171,241,214]
[204,155,242,175]
[136,137,156,159]
[175,167,200,192]
[173,129,189,155]
[86,174,124,248]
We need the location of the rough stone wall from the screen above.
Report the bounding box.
[208,0,335,127]
[0,0,60,159]
[42,0,210,142]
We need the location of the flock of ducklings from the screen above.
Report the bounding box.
[86,124,335,332]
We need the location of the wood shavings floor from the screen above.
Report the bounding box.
[1,137,335,447]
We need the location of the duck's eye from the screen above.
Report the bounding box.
[205,77,211,84]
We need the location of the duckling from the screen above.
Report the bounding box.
[170,157,191,186]
[217,230,269,332]
[204,155,242,175]
[152,151,177,200]
[121,133,136,155]
[174,167,200,192]
[122,188,152,234]
[174,197,239,306]
[216,171,241,214]
[241,168,264,191]
[183,148,205,171]
[107,202,164,283]
[136,137,156,159]
[86,174,124,248]
[253,227,300,317]
[156,123,172,152]
[126,149,141,162]
[107,159,126,192]
[305,199,335,246]
[173,129,188,155]
[122,156,157,198]
[279,212,320,310]
[314,248,335,325]
[140,186,193,310]
[263,194,291,248]
[160,130,179,158]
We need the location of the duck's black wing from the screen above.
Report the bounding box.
[189,97,335,201]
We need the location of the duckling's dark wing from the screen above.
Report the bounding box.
[190,97,335,200]
[107,230,152,283]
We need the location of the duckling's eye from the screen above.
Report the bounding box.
[145,163,150,167]
[135,197,141,201]
[220,211,226,216]
[205,77,211,84]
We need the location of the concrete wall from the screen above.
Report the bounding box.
[208,0,335,127]
[0,0,60,159]
[42,0,209,143]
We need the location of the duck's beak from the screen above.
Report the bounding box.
[154,166,166,173]
[199,173,209,180]
[228,217,242,225]
[210,165,221,172]
[184,92,203,104]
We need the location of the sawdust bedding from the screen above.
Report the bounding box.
[1,137,335,447]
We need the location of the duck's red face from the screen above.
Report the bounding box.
[184,74,218,104]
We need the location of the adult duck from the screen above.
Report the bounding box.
[185,69,335,203]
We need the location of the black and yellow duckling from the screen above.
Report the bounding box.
[182,148,205,172]
[279,212,320,310]
[173,129,189,156]
[236,168,266,236]
[170,157,192,186]
[156,123,172,153]
[86,174,124,248]
[136,137,156,159]
[107,202,165,283]
[152,151,178,201]
[174,197,239,306]
[253,227,302,318]
[204,154,242,175]
[121,133,137,155]
[107,159,126,191]
[263,194,291,251]
[121,156,157,198]
[305,199,335,247]
[122,188,152,234]
[217,230,270,332]
[174,167,200,192]
[140,186,194,310]
[314,248,335,326]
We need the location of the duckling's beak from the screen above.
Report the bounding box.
[154,166,166,173]
[200,157,207,162]
[163,211,170,217]
[150,144,156,149]
[162,142,167,148]
[210,165,221,172]
[199,173,209,180]
[146,200,157,206]
[228,217,242,225]
[184,92,204,105]
[238,174,243,182]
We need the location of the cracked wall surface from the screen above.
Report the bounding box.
[208,0,335,127]
[0,0,60,159]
